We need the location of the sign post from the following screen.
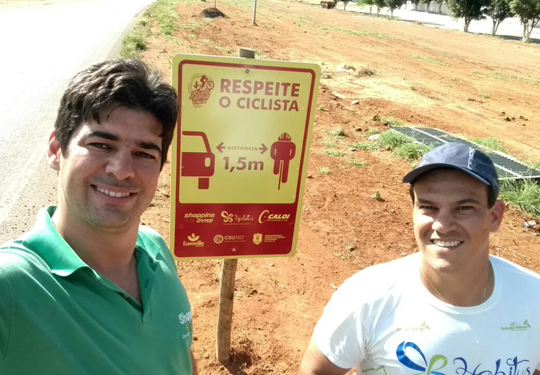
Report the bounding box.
[171,51,320,361]
[217,48,253,362]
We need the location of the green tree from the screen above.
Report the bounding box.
[510,0,540,41]
[422,0,434,12]
[358,0,375,13]
[447,0,490,31]
[411,0,422,10]
[486,0,513,35]
[387,0,407,16]
[434,0,445,13]
[374,0,387,15]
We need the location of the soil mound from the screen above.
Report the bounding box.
[201,7,226,18]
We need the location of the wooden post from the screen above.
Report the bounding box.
[216,47,254,363]
[216,258,238,362]
[252,0,258,26]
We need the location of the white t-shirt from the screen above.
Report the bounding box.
[313,253,540,374]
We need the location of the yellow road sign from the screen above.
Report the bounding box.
[170,54,320,259]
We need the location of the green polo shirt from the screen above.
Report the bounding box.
[0,206,193,374]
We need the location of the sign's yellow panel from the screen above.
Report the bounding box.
[170,54,320,259]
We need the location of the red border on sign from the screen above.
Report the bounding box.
[174,60,316,259]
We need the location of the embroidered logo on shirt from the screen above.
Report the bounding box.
[396,321,431,332]
[501,320,531,331]
[179,311,193,339]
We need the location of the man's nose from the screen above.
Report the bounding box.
[431,210,456,233]
[105,151,135,180]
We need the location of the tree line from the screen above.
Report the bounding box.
[357,0,540,41]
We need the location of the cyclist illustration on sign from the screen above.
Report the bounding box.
[188,74,215,107]
[270,133,296,190]
[181,131,215,190]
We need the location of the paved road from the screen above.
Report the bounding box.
[0,0,156,243]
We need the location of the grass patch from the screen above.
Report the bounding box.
[376,130,431,162]
[470,138,505,153]
[120,17,151,58]
[317,167,332,175]
[322,149,345,157]
[120,0,185,58]
[321,26,390,39]
[146,0,182,36]
[371,190,383,201]
[320,138,337,148]
[377,130,413,150]
[500,180,540,218]
[493,72,510,81]
[394,142,432,162]
[380,117,402,126]
[348,158,367,168]
[352,142,377,151]
[478,94,491,99]
[326,127,346,138]
[410,55,447,66]
[366,128,380,135]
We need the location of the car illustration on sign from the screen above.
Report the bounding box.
[181,131,215,189]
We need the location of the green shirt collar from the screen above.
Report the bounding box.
[23,206,161,277]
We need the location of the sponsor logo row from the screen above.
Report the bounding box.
[182,233,286,247]
[183,210,291,224]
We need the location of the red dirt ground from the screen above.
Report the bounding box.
[139,1,540,373]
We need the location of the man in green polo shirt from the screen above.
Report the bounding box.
[0,60,197,374]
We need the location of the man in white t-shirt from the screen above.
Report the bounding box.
[300,142,540,375]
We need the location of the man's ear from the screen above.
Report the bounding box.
[47,131,62,171]
[490,200,506,233]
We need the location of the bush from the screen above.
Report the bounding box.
[395,143,433,162]
[377,131,413,150]
[353,142,378,151]
[500,179,540,217]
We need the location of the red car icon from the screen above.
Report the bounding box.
[181,131,215,190]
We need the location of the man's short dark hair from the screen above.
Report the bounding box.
[408,168,496,208]
[54,59,177,169]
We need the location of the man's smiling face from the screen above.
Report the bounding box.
[412,168,504,273]
[49,106,163,232]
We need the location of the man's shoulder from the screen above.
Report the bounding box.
[136,225,174,261]
[138,225,164,241]
[332,253,419,304]
[0,241,49,279]
[346,253,418,285]
[137,226,167,249]
[491,255,540,285]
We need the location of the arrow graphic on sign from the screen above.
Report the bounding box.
[260,143,268,154]
[216,142,225,153]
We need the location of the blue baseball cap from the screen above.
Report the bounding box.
[402,142,499,201]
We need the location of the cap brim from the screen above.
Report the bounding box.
[402,164,492,187]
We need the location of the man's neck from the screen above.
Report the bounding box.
[420,257,493,307]
[51,210,139,274]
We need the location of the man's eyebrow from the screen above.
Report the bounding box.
[83,131,119,142]
[139,141,162,154]
[416,197,481,205]
[82,131,162,154]
[455,198,481,205]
